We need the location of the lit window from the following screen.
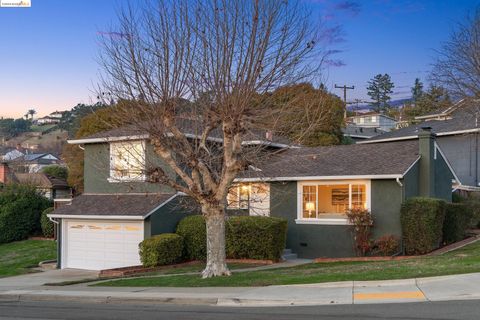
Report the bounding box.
[110,141,146,181]
[299,182,368,220]
[227,184,250,209]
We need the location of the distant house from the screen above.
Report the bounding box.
[0,162,71,200]
[342,125,386,142]
[348,113,397,132]
[14,173,71,200]
[2,148,24,161]
[35,111,66,125]
[360,99,480,190]
[7,153,62,173]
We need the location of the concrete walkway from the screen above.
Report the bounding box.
[0,270,480,307]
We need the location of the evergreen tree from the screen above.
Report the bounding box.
[366,74,395,112]
[411,78,424,103]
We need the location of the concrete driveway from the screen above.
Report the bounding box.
[0,269,98,291]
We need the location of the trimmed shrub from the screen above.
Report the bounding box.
[372,235,399,256]
[139,233,183,267]
[176,215,288,262]
[176,215,206,261]
[401,197,446,255]
[0,185,52,243]
[443,203,473,244]
[41,207,55,238]
[225,216,288,261]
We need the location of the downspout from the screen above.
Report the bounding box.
[396,177,405,255]
[48,217,61,269]
[395,177,403,187]
[48,217,60,225]
[78,144,85,151]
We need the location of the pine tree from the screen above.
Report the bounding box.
[367,74,395,112]
[411,78,424,103]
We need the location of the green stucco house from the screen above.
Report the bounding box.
[49,126,457,270]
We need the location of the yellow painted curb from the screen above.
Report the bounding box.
[354,291,425,300]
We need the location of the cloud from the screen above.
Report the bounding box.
[318,25,345,44]
[325,59,346,67]
[334,1,361,16]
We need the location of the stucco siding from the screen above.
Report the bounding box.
[437,134,479,187]
[370,180,403,239]
[84,142,175,194]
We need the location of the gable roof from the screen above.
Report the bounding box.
[15,173,69,189]
[414,99,468,120]
[237,140,420,181]
[48,193,178,219]
[359,112,480,144]
[68,118,294,148]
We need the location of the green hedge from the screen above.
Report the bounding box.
[176,215,207,261]
[139,233,183,267]
[0,186,52,243]
[41,207,55,238]
[401,197,446,255]
[226,216,288,261]
[443,203,473,244]
[176,215,288,262]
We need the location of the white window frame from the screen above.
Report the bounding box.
[226,184,250,210]
[295,180,371,225]
[108,140,147,183]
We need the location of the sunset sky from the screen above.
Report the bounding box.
[0,0,476,118]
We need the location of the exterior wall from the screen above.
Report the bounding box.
[269,179,405,259]
[403,162,419,199]
[84,142,175,194]
[146,196,198,237]
[434,151,454,202]
[436,134,479,188]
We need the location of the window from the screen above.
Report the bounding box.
[297,181,369,224]
[227,184,250,209]
[227,183,270,215]
[109,141,146,181]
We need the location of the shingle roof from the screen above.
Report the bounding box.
[71,118,293,146]
[50,193,177,217]
[238,140,420,180]
[342,125,385,138]
[362,113,479,143]
[14,173,69,189]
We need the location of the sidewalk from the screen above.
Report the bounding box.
[1,272,480,307]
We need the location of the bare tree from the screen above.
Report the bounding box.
[431,8,480,99]
[98,0,328,278]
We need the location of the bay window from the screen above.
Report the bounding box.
[297,181,370,224]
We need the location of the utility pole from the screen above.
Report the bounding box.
[335,84,355,119]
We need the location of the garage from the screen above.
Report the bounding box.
[62,219,144,270]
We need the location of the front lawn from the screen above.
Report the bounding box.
[0,240,56,278]
[96,240,480,287]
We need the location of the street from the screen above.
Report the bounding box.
[0,300,479,320]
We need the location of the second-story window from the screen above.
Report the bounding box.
[109,141,146,181]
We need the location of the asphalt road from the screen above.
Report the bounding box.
[0,300,479,320]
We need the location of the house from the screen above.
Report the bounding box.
[342,125,386,142]
[0,162,71,200]
[14,173,71,200]
[48,123,455,270]
[359,99,480,190]
[347,112,397,131]
[35,111,65,125]
[9,153,61,173]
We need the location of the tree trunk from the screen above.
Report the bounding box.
[202,205,231,278]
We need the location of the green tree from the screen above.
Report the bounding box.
[41,165,68,180]
[402,85,452,120]
[367,74,395,112]
[266,83,344,147]
[411,78,424,103]
[27,109,36,120]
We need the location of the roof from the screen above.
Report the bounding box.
[237,140,420,181]
[360,112,480,144]
[49,193,178,219]
[414,99,468,120]
[69,118,293,148]
[348,112,396,121]
[15,173,69,189]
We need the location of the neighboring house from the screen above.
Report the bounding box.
[35,111,65,125]
[9,153,61,173]
[48,123,455,270]
[2,148,24,161]
[360,100,480,190]
[14,173,71,200]
[342,125,386,143]
[348,112,397,131]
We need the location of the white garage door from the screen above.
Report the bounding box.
[63,220,144,270]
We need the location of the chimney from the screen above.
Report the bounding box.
[418,126,436,197]
[0,162,9,184]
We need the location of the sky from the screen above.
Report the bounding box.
[0,0,477,118]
